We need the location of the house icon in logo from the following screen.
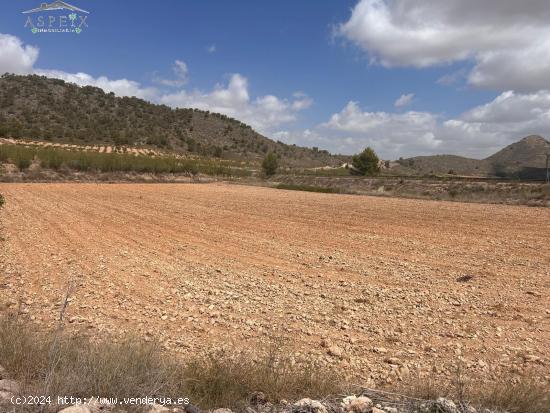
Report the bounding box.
[23,1,89,14]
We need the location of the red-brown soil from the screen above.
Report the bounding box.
[0,183,548,385]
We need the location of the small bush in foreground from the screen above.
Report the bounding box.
[0,193,4,208]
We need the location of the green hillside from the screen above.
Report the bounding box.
[0,74,343,167]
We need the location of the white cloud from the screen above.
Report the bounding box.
[0,33,39,74]
[3,32,548,159]
[160,74,312,132]
[35,69,158,100]
[287,91,550,159]
[291,93,313,110]
[337,0,550,92]
[437,69,467,86]
[319,101,442,156]
[154,59,189,87]
[207,44,216,54]
[456,90,550,141]
[468,38,550,91]
[0,34,157,100]
[323,102,437,135]
[394,93,414,107]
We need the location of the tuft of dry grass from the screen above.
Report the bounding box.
[182,344,345,409]
[397,367,550,413]
[467,380,550,413]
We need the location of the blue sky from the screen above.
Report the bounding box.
[1,0,549,159]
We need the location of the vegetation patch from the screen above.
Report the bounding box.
[296,167,351,177]
[351,147,380,176]
[262,152,279,176]
[0,144,251,177]
[275,183,342,194]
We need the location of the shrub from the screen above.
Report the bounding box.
[351,147,380,176]
[448,188,459,198]
[0,193,4,208]
[16,157,31,170]
[262,152,279,176]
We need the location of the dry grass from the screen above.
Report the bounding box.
[467,381,550,413]
[183,346,345,409]
[1,315,548,412]
[396,369,550,413]
[0,315,345,411]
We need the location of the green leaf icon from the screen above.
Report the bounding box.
[75,27,82,34]
[31,27,38,34]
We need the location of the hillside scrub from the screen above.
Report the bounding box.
[262,152,279,176]
[0,74,342,167]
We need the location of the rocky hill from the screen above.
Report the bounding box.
[0,74,342,167]
[485,135,550,177]
[395,135,550,179]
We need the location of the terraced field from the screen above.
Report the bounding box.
[0,183,548,385]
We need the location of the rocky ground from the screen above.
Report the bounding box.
[0,183,548,387]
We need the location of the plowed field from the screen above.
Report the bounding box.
[0,183,548,385]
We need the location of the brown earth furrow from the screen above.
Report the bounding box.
[0,183,548,386]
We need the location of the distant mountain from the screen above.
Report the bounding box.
[395,135,550,179]
[486,135,549,167]
[0,74,343,167]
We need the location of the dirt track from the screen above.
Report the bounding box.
[0,183,548,385]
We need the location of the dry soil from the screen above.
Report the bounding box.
[0,183,548,385]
